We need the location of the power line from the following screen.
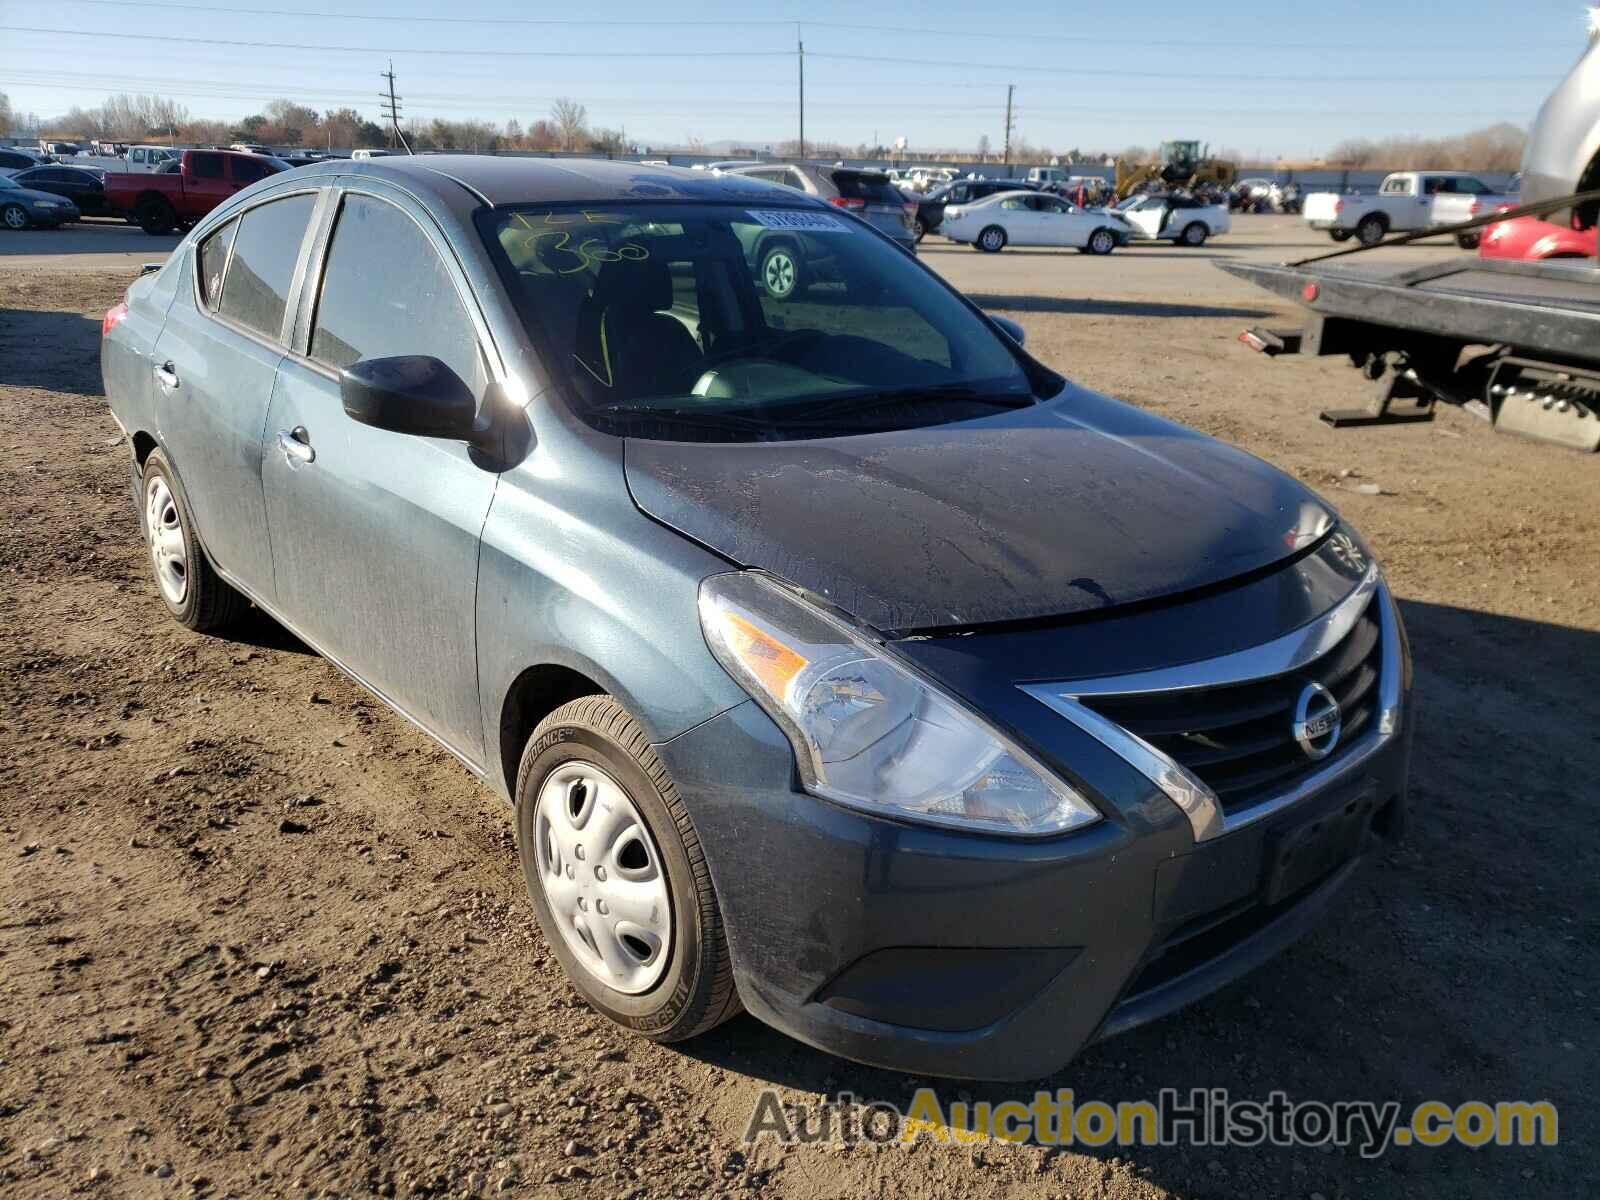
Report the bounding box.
[0,26,791,58]
[54,0,1570,54]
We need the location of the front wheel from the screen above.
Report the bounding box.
[1180,221,1208,247]
[515,696,740,1043]
[1455,231,1481,250]
[1,203,29,231]
[1087,227,1117,255]
[977,225,1007,253]
[913,217,926,242]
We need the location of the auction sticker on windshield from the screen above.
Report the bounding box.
[747,210,851,232]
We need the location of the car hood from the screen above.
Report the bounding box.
[625,386,1336,634]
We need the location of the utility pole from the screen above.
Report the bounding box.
[796,24,805,160]
[380,61,412,154]
[1003,84,1015,167]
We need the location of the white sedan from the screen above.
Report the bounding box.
[940,190,1133,254]
[1112,194,1231,246]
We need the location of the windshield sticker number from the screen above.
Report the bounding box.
[747,210,850,233]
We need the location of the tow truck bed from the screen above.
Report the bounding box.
[1221,255,1600,451]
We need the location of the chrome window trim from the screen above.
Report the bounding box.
[1021,567,1402,843]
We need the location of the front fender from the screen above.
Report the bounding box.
[475,447,750,801]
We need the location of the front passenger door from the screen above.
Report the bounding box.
[261,189,500,764]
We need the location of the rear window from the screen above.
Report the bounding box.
[831,172,901,205]
[190,153,224,180]
[232,156,278,184]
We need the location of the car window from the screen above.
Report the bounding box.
[483,203,1040,443]
[216,193,316,340]
[190,153,224,179]
[1000,197,1029,210]
[198,217,240,311]
[831,173,900,205]
[1452,177,1490,195]
[232,157,276,184]
[310,193,485,397]
[1382,176,1409,195]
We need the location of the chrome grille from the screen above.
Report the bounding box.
[1079,596,1382,815]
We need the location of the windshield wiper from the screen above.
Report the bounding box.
[786,383,1036,421]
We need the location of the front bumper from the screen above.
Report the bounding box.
[658,549,1413,1080]
[659,696,1409,1080]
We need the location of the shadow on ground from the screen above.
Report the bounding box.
[679,597,1599,1199]
[0,307,105,396]
[968,293,1273,320]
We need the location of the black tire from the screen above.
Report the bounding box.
[1356,214,1387,247]
[758,241,803,299]
[1329,229,1354,243]
[515,695,740,1043]
[1086,227,1117,255]
[139,449,249,632]
[136,196,177,236]
[976,224,1007,253]
[1180,221,1208,247]
[1455,231,1480,250]
[1,203,30,232]
[913,216,926,242]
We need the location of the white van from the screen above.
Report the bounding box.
[351,148,397,160]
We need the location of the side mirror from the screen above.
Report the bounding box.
[340,356,482,440]
[989,314,1026,347]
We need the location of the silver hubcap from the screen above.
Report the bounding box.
[1092,232,1112,253]
[1185,224,1204,244]
[763,251,796,297]
[982,230,1002,250]
[3,207,26,229]
[144,476,187,605]
[535,762,672,995]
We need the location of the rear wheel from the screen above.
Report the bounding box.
[1356,214,1387,247]
[515,696,740,1042]
[1087,227,1117,255]
[1,203,29,231]
[139,450,248,631]
[977,225,1007,253]
[913,216,926,242]
[1180,221,1208,247]
[1455,231,1480,250]
[1329,229,1354,242]
[136,197,177,236]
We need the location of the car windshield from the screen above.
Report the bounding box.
[479,202,1051,442]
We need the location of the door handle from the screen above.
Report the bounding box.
[153,361,179,390]
[276,426,315,465]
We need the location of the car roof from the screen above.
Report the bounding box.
[285,154,825,210]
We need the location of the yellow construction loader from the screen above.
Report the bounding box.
[1114,141,1237,199]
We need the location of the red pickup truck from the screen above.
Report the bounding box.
[107,149,285,235]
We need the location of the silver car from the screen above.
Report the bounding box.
[725,162,916,283]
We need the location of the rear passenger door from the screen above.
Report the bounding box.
[147,189,321,597]
[260,186,500,764]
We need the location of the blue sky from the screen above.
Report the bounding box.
[2,0,1593,156]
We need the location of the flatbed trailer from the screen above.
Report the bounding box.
[1223,249,1600,453]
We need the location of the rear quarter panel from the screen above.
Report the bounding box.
[100,248,187,450]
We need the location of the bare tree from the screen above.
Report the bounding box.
[976,134,991,161]
[0,92,11,136]
[551,98,587,151]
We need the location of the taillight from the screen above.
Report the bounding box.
[828,196,865,210]
[102,302,129,338]
[903,201,918,216]
[1468,200,1480,217]
[1334,198,1344,214]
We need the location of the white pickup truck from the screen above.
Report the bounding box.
[1304,171,1516,247]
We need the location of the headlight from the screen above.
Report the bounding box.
[33,199,64,208]
[699,572,1101,836]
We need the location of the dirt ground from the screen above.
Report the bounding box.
[2,218,1597,1199]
